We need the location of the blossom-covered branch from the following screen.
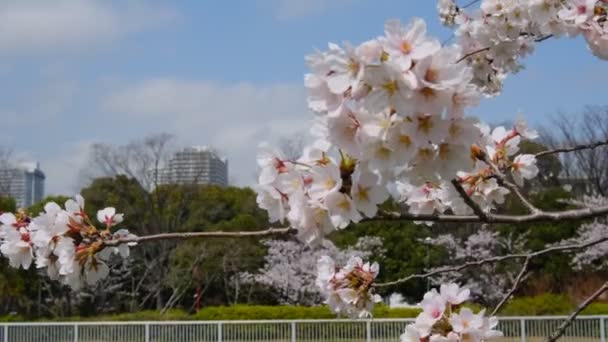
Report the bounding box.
[0,195,293,290]
[253,0,608,246]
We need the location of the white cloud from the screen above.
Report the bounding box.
[102,78,312,187]
[38,141,93,196]
[0,0,177,55]
[270,0,357,20]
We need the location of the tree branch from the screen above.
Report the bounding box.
[103,227,295,247]
[479,155,541,214]
[536,139,608,158]
[374,201,608,224]
[450,179,488,220]
[491,256,530,316]
[456,35,552,63]
[374,235,608,288]
[546,281,608,342]
[460,0,481,9]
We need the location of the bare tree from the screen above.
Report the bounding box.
[543,106,608,196]
[78,134,200,310]
[79,133,176,191]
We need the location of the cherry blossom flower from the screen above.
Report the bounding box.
[97,207,124,227]
[350,169,389,217]
[400,285,502,342]
[0,226,34,269]
[255,185,288,223]
[440,283,471,305]
[307,163,343,200]
[316,255,381,318]
[383,18,441,71]
[510,154,539,186]
[257,143,289,185]
[361,63,414,114]
[325,42,364,95]
[558,0,597,25]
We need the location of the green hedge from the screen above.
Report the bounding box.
[1,296,607,322]
[499,294,608,316]
[193,305,421,320]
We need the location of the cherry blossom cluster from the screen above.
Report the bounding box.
[255,15,544,240]
[401,283,503,342]
[455,120,540,212]
[439,0,608,94]
[316,255,381,318]
[0,196,136,290]
[241,237,383,305]
[256,17,478,239]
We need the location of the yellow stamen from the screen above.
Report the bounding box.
[400,41,412,54]
[382,80,399,95]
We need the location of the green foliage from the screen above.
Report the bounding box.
[581,302,608,315]
[500,294,608,316]
[0,196,16,212]
[0,310,190,322]
[0,314,24,322]
[80,176,149,234]
[194,305,421,320]
[330,218,435,302]
[27,195,71,216]
[195,305,335,320]
[499,294,574,316]
[2,296,608,322]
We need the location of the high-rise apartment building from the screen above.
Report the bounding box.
[158,146,228,186]
[0,162,45,208]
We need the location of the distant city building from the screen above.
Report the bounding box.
[158,146,228,186]
[0,162,45,208]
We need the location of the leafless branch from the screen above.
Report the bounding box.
[535,139,608,158]
[103,227,295,247]
[491,257,531,316]
[374,235,608,288]
[546,281,608,342]
[461,0,481,9]
[374,201,608,223]
[456,35,552,63]
[455,47,490,63]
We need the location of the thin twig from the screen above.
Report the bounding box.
[461,0,481,8]
[546,281,608,342]
[374,235,608,288]
[103,227,295,247]
[451,179,488,220]
[456,47,490,63]
[491,257,531,316]
[481,155,541,214]
[456,35,553,63]
[536,140,608,158]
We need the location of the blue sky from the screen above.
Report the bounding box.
[1,0,606,195]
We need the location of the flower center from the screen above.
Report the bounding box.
[400,41,412,54]
[382,80,399,95]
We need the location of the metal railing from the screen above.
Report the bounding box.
[0,316,606,341]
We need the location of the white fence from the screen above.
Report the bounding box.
[0,316,606,342]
